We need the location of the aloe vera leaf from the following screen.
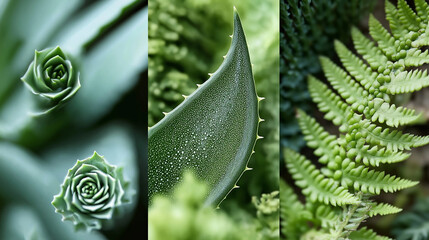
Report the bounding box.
[148,9,261,206]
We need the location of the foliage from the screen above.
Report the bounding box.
[149,171,278,240]
[252,191,280,239]
[282,0,429,238]
[280,0,375,150]
[392,197,429,240]
[148,10,262,207]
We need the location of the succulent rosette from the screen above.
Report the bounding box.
[21,46,80,114]
[52,152,130,231]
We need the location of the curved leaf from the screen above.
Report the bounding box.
[67,7,148,127]
[49,0,139,56]
[0,205,49,240]
[148,10,260,206]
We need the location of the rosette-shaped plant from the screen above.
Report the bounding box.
[52,152,129,231]
[21,46,80,114]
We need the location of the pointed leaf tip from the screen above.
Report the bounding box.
[148,9,258,207]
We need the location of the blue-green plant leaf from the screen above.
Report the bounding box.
[0,205,49,240]
[148,9,261,207]
[49,0,139,56]
[67,7,148,126]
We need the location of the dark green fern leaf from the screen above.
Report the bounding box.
[392,198,429,240]
[349,227,391,240]
[280,0,374,150]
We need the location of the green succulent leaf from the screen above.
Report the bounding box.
[148,9,260,207]
[21,46,80,115]
[52,152,129,231]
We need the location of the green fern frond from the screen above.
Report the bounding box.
[329,192,373,239]
[415,0,429,21]
[319,56,368,109]
[384,69,429,94]
[369,202,402,217]
[368,14,397,57]
[349,227,392,240]
[351,27,388,70]
[334,40,378,94]
[365,98,421,127]
[297,109,339,165]
[342,137,410,167]
[283,0,429,238]
[351,119,429,151]
[403,48,429,66]
[341,165,417,194]
[314,204,341,230]
[397,0,420,32]
[385,0,408,38]
[284,149,359,206]
[280,180,311,239]
[308,76,350,127]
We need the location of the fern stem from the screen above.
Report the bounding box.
[331,192,372,240]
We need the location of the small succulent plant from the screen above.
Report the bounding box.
[21,46,80,114]
[52,152,130,231]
